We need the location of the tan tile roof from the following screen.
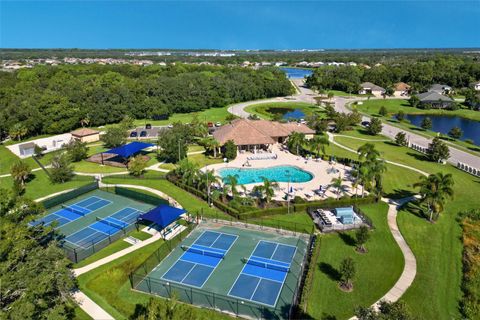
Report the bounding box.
[394,82,411,91]
[70,128,100,137]
[213,119,315,146]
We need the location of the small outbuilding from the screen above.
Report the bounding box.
[71,128,100,143]
[334,207,355,224]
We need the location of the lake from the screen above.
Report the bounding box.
[266,107,305,120]
[279,67,313,79]
[403,114,480,146]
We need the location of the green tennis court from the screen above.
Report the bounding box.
[133,222,309,319]
[32,189,155,262]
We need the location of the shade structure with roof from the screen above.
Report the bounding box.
[138,204,187,237]
[101,141,154,166]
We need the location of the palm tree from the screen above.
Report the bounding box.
[10,160,31,186]
[357,143,380,161]
[356,166,371,197]
[413,172,455,221]
[198,169,220,203]
[79,117,90,128]
[9,123,28,141]
[224,175,239,197]
[200,137,220,158]
[331,175,346,200]
[309,135,330,158]
[365,158,387,195]
[287,132,306,155]
[261,177,279,204]
[176,159,199,186]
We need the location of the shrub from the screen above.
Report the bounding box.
[223,140,237,160]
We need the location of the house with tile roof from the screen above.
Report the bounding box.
[358,82,386,97]
[417,91,454,109]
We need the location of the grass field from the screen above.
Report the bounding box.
[244,101,322,120]
[0,145,61,175]
[331,131,480,319]
[133,106,231,127]
[307,202,404,319]
[0,171,95,200]
[102,172,225,219]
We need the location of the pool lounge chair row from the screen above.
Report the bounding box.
[247,153,278,160]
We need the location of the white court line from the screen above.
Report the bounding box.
[211,232,239,251]
[161,260,196,285]
[260,239,298,249]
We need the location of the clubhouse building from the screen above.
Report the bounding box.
[213,119,315,152]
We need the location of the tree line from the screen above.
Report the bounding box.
[0,64,294,139]
[305,56,480,93]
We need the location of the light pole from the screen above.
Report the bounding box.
[286,170,291,214]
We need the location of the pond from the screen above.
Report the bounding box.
[279,67,313,79]
[265,107,305,120]
[403,114,480,146]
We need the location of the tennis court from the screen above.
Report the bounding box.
[64,207,145,249]
[228,240,296,307]
[29,196,111,228]
[161,230,238,288]
[32,189,154,261]
[133,222,309,319]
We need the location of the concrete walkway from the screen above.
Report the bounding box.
[73,291,115,320]
[328,133,430,177]
[73,232,163,276]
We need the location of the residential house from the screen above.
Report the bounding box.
[358,82,386,97]
[417,91,454,109]
[393,82,411,97]
[71,128,101,143]
[429,84,452,95]
[213,119,315,153]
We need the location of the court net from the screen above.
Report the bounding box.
[242,257,290,272]
[62,205,88,217]
[181,245,225,259]
[96,217,127,230]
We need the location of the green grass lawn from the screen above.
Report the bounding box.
[307,202,404,319]
[133,106,231,127]
[102,172,225,219]
[73,306,92,320]
[249,212,315,231]
[77,237,232,320]
[0,145,61,175]
[187,153,223,168]
[73,161,127,174]
[244,101,322,120]
[331,131,480,319]
[0,171,95,200]
[188,144,206,153]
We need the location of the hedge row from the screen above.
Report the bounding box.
[299,236,321,313]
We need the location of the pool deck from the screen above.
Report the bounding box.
[205,144,358,201]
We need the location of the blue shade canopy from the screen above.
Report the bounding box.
[139,204,186,229]
[104,142,154,158]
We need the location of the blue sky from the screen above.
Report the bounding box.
[1,1,479,49]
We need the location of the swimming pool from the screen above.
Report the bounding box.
[219,166,313,185]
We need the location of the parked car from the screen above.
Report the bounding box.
[361,121,370,127]
[167,124,173,128]
[130,131,138,138]
[140,131,147,137]
[145,123,152,129]
[207,122,214,127]
[215,122,222,127]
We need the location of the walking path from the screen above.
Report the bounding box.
[327,133,430,177]
[0,166,50,178]
[73,290,115,320]
[73,232,163,276]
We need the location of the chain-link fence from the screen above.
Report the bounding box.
[42,182,99,209]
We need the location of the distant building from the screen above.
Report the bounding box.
[417,91,454,109]
[7,133,72,158]
[358,82,386,97]
[429,84,452,95]
[71,128,100,143]
[393,82,411,97]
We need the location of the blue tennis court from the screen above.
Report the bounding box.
[228,240,297,307]
[63,207,144,248]
[29,196,111,228]
[161,230,238,288]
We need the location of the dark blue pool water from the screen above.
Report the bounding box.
[279,67,313,79]
[404,114,480,146]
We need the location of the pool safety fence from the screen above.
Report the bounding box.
[42,182,99,209]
